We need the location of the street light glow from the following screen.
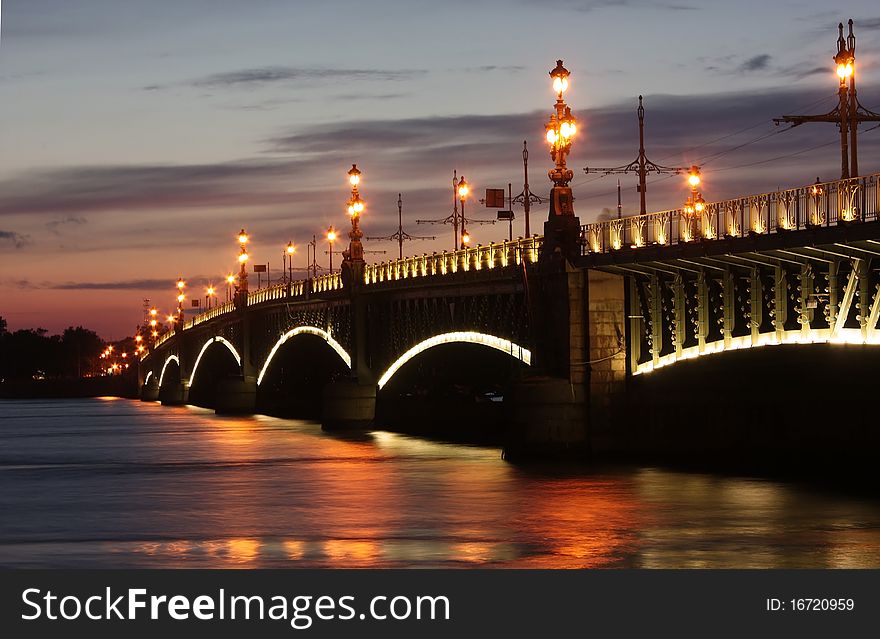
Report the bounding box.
[238,229,249,244]
[550,60,570,96]
[239,252,249,263]
[176,279,185,289]
[327,228,337,242]
[286,242,295,255]
[458,177,469,199]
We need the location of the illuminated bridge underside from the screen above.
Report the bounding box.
[587,223,880,375]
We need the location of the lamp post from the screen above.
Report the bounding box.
[285,241,295,283]
[226,274,235,302]
[175,278,185,327]
[346,164,365,263]
[457,176,469,249]
[236,229,249,305]
[682,165,704,241]
[545,60,577,217]
[774,21,879,179]
[326,226,337,273]
[148,307,158,342]
[206,286,215,309]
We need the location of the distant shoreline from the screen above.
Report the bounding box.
[0,377,138,400]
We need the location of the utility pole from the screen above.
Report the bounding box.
[775,20,879,179]
[511,141,544,237]
[584,96,693,215]
[367,194,435,260]
[418,170,495,249]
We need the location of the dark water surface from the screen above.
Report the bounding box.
[2,398,880,568]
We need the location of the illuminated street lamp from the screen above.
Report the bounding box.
[545,60,577,216]
[344,164,366,263]
[327,226,337,273]
[148,307,158,340]
[775,21,880,179]
[284,241,296,284]
[681,165,704,241]
[236,229,249,303]
[206,285,216,309]
[175,278,185,326]
[457,176,469,249]
[225,274,236,301]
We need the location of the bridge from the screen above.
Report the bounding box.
[139,170,880,458]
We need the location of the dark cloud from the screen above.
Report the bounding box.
[0,230,32,248]
[462,65,527,73]
[159,66,426,91]
[856,18,880,30]
[46,215,88,233]
[51,279,185,291]
[0,159,316,217]
[334,92,411,102]
[1,86,877,239]
[13,278,213,291]
[739,54,772,73]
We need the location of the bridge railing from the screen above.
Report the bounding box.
[184,300,236,328]
[312,272,343,293]
[364,235,542,284]
[581,172,880,254]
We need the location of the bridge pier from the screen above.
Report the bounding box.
[214,375,257,415]
[321,380,376,430]
[140,377,159,402]
[504,378,588,459]
[159,381,189,406]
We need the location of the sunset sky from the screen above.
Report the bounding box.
[2,0,879,338]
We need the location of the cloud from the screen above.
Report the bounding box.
[0,230,32,248]
[1,85,877,239]
[738,54,772,73]
[151,66,427,91]
[856,18,880,31]
[12,278,209,291]
[46,215,88,233]
[0,158,317,218]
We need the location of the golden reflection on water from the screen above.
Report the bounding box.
[9,400,880,569]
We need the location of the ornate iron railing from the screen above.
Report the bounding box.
[364,236,542,284]
[580,173,880,254]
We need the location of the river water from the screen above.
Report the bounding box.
[2,398,880,568]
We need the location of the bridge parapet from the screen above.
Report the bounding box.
[186,300,236,327]
[364,236,542,284]
[582,172,879,253]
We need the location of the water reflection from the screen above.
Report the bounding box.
[1,399,880,568]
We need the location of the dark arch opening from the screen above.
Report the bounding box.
[187,342,241,409]
[256,334,350,418]
[156,358,181,402]
[625,342,880,475]
[376,342,528,443]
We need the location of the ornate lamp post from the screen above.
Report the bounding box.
[236,229,249,305]
[457,176,469,249]
[775,21,879,180]
[326,226,337,273]
[285,241,296,283]
[545,60,577,217]
[681,165,704,241]
[206,285,216,309]
[345,164,365,263]
[175,278,186,327]
[149,307,159,341]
